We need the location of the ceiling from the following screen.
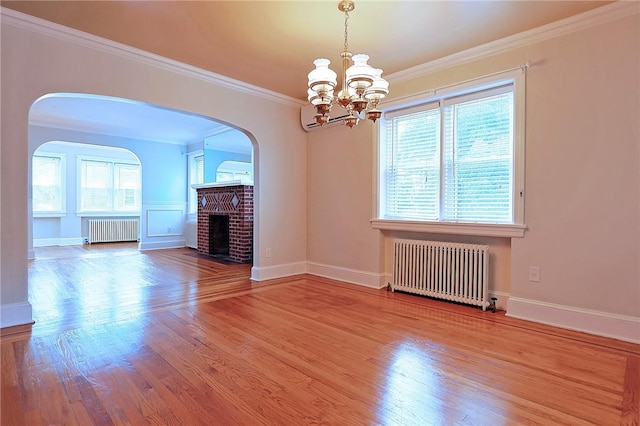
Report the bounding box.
[3,0,613,144]
[31,94,231,145]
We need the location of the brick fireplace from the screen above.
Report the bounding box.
[195,183,253,263]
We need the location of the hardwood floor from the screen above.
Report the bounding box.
[2,244,638,425]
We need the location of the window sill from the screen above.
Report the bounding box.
[371,219,527,238]
[77,212,141,217]
[33,212,66,218]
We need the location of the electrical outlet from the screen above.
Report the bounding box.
[266,248,272,258]
[529,266,540,282]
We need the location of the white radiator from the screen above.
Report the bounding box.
[185,220,198,249]
[392,239,490,310]
[88,219,139,244]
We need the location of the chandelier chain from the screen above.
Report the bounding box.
[343,10,349,52]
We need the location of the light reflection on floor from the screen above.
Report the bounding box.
[378,341,445,425]
[376,340,508,425]
[29,244,150,343]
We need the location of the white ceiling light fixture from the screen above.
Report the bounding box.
[307,0,389,128]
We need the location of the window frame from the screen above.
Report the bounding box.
[372,69,526,238]
[77,155,141,216]
[32,153,66,217]
[187,150,204,215]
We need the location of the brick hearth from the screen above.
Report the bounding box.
[196,184,253,263]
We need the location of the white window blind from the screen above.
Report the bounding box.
[385,103,440,220]
[114,163,141,211]
[80,159,140,213]
[194,155,204,185]
[382,84,516,224]
[442,87,513,223]
[33,155,63,213]
[81,160,112,211]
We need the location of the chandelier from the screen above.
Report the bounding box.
[307,0,389,128]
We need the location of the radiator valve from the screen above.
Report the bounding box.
[488,297,498,313]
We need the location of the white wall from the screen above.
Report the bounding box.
[306,4,639,342]
[0,10,308,327]
[507,11,639,341]
[307,123,384,288]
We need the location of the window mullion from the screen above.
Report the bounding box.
[108,162,115,212]
[438,100,445,221]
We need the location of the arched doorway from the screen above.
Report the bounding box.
[28,93,256,262]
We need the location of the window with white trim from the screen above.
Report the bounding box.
[32,154,65,214]
[188,152,204,214]
[79,158,141,213]
[377,73,525,235]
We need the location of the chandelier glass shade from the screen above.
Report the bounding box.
[307,0,389,128]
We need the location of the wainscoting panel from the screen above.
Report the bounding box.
[146,209,184,237]
[140,202,187,250]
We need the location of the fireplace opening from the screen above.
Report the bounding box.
[209,215,229,257]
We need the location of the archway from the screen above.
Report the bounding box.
[27,93,256,263]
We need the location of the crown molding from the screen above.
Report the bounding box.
[29,120,192,146]
[387,1,639,85]
[0,7,306,108]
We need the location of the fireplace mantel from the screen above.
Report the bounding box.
[192,180,251,189]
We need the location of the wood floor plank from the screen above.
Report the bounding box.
[0,343,26,425]
[1,244,638,425]
[169,306,376,425]
[140,320,270,425]
[621,355,640,425]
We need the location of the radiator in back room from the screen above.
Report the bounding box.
[392,239,490,310]
[88,219,139,244]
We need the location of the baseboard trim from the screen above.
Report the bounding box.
[507,297,640,344]
[139,239,185,251]
[251,262,307,281]
[1,301,34,328]
[34,237,84,247]
[306,262,386,289]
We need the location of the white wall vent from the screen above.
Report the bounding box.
[300,104,351,132]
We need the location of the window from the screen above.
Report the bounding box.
[376,72,525,237]
[114,163,141,211]
[32,154,65,214]
[79,158,140,213]
[188,152,204,214]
